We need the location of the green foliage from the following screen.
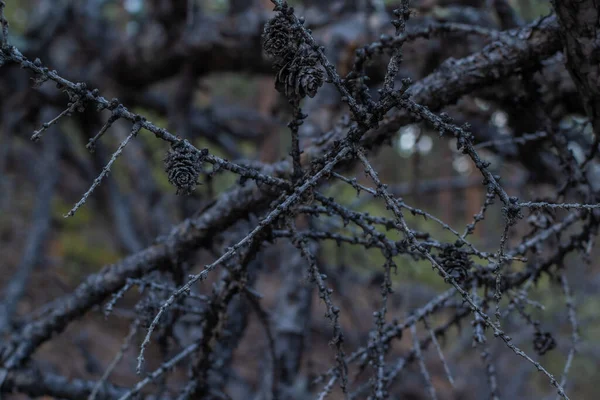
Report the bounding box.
[59,231,120,266]
[2,1,29,36]
[53,197,92,229]
[53,197,120,284]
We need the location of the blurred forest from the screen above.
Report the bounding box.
[1,0,600,399]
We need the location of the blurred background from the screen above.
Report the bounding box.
[1,0,599,399]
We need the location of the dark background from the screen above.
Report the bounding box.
[1,0,599,399]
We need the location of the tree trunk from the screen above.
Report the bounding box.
[552,0,600,136]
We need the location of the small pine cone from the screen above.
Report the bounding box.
[164,141,208,195]
[533,331,556,356]
[275,48,324,102]
[262,13,298,62]
[438,245,471,284]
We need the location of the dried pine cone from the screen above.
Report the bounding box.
[438,244,472,284]
[262,13,297,62]
[533,331,556,356]
[164,141,208,195]
[275,48,324,102]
